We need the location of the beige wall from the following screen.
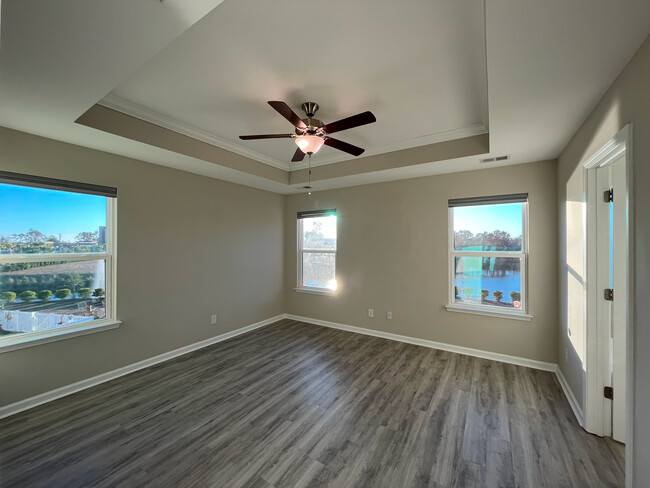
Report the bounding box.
[285,161,558,363]
[557,34,650,485]
[0,127,285,407]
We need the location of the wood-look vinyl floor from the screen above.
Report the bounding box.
[0,319,624,487]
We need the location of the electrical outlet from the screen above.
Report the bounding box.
[211,314,217,325]
[387,311,392,319]
[368,308,374,318]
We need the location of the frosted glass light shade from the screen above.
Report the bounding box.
[295,135,325,154]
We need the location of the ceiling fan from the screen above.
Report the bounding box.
[239,101,376,162]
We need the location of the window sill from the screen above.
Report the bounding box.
[445,304,532,322]
[294,287,337,296]
[0,319,121,353]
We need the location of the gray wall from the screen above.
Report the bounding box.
[0,127,285,407]
[285,161,559,363]
[557,34,650,485]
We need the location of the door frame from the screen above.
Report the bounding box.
[582,123,633,484]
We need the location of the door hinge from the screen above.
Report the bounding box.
[604,189,613,202]
[604,386,614,400]
[604,288,614,301]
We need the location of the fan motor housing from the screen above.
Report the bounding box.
[297,118,325,136]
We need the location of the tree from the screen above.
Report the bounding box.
[510,291,521,303]
[492,290,504,303]
[55,288,72,300]
[19,290,37,302]
[92,288,105,298]
[463,287,475,297]
[78,288,92,299]
[0,291,16,303]
[75,231,98,243]
[38,290,53,301]
[304,222,324,243]
[454,230,476,250]
[481,289,489,300]
[67,274,84,296]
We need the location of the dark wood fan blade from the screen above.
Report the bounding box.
[239,134,294,140]
[291,147,306,162]
[324,138,365,157]
[268,101,307,129]
[323,111,376,134]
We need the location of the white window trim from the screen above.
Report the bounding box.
[447,201,531,319]
[0,197,118,351]
[296,217,337,294]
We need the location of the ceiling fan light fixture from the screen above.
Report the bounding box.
[295,135,324,155]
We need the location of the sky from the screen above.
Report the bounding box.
[0,183,106,241]
[453,203,523,237]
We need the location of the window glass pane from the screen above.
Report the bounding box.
[0,260,106,335]
[453,203,523,251]
[302,215,337,250]
[0,183,107,255]
[302,253,336,290]
[453,256,522,309]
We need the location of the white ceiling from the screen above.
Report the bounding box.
[0,0,649,193]
[105,0,488,169]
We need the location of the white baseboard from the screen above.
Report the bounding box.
[0,314,285,420]
[3,313,582,426]
[285,314,558,372]
[555,366,585,427]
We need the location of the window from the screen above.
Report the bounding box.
[447,194,529,318]
[297,209,337,293]
[0,172,117,349]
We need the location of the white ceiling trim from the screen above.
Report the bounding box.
[99,94,291,171]
[100,94,487,173]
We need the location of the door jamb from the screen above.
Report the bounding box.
[582,123,633,486]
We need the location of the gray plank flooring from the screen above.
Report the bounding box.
[0,319,624,487]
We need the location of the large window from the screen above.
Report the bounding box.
[297,209,337,293]
[448,194,528,317]
[0,172,117,348]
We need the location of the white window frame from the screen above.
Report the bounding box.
[445,197,532,321]
[296,210,337,296]
[0,180,119,353]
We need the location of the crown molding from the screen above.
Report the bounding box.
[99,94,487,173]
[99,94,292,171]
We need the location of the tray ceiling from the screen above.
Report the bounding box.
[104,0,488,170]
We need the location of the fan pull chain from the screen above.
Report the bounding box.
[307,153,312,195]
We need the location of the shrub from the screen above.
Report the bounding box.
[78,288,92,299]
[463,287,475,297]
[481,289,489,300]
[19,290,37,302]
[492,290,504,303]
[92,288,105,298]
[510,291,521,303]
[55,288,72,300]
[1,291,17,303]
[37,290,53,301]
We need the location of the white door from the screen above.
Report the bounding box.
[596,157,627,443]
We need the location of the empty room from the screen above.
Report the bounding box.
[0,1,649,487]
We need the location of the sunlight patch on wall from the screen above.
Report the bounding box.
[565,194,586,369]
